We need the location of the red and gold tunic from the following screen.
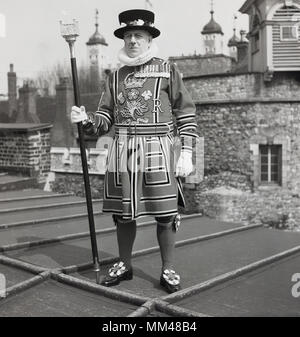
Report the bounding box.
[84,57,198,220]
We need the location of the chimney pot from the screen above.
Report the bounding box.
[240,30,246,42]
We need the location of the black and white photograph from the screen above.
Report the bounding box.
[0,0,300,324]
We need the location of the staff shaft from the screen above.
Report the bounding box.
[70,57,100,278]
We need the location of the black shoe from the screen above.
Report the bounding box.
[100,261,133,287]
[160,269,181,294]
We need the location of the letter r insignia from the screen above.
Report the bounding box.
[153,98,163,113]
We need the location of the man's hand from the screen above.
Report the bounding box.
[175,151,193,178]
[71,106,88,124]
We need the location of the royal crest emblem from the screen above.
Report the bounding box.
[127,89,140,101]
[124,72,147,89]
[120,97,148,121]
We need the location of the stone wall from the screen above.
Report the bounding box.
[182,70,300,229]
[194,101,300,191]
[185,73,259,102]
[193,187,300,231]
[195,103,255,177]
[51,173,104,199]
[49,146,107,197]
[184,71,300,102]
[0,123,52,183]
[169,54,234,77]
[193,102,300,196]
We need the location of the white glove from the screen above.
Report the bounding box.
[175,151,193,177]
[71,105,88,124]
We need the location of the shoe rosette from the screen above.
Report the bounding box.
[162,269,181,286]
[108,261,127,277]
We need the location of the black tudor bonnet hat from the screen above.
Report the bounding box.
[114,9,160,39]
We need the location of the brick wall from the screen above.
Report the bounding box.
[0,123,52,183]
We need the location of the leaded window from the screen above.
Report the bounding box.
[260,145,282,185]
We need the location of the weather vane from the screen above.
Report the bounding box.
[234,14,237,32]
[95,9,99,27]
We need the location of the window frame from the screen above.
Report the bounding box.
[259,144,282,186]
[280,25,298,41]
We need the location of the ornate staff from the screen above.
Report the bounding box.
[60,19,100,283]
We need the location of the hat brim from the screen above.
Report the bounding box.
[114,26,160,39]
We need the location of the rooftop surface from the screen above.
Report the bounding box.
[0,188,299,319]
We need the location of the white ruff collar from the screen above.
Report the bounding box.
[118,42,158,67]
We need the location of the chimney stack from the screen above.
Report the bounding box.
[17,81,39,123]
[52,77,75,147]
[7,64,18,121]
[235,30,249,73]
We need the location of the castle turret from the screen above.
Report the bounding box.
[201,1,224,55]
[228,15,240,60]
[234,30,249,73]
[86,9,108,92]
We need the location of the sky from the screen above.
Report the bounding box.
[0,0,249,95]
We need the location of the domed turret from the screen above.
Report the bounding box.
[86,11,108,46]
[201,3,224,55]
[202,10,223,35]
[228,28,239,47]
[228,15,239,48]
[86,10,109,92]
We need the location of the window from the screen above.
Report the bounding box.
[260,145,282,185]
[251,32,260,53]
[280,26,298,41]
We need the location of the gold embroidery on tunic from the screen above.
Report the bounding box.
[117,92,125,104]
[124,73,147,89]
[134,63,171,78]
[120,97,148,121]
[127,89,140,101]
[142,90,152,101]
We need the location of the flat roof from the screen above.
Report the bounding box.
[0,123,53,131]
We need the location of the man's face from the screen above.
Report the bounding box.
[124,29,152,58]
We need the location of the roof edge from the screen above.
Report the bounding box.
[239,0,256,13]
